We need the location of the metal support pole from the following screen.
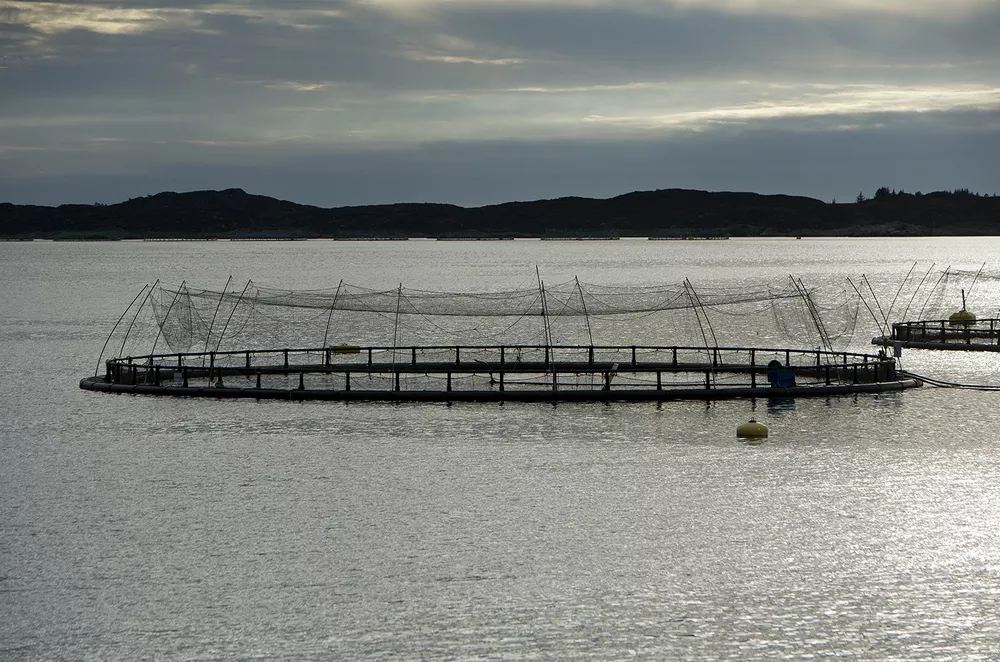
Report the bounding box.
[391,283,403,372]
[536,266,552,351]
[149,280,184,357]
[321,280,344,349]
[576,276,594,348]
[213,279,252,355]
[203,275,233,355]
[95,284,149,377]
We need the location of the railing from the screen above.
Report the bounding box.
[890,319,1000,345]
[102,344,898,393]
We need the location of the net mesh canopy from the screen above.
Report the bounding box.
[112,276,868,358]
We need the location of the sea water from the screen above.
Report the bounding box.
[2,238,1000,660]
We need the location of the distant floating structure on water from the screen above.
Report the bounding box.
[874,317,1000,352]
[874,268,1000,352]
[648,236,729,240]
[80,273,916,403]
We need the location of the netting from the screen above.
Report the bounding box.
[104,275,867,359]
[905,265,1000,320]
[837,263,1000,334]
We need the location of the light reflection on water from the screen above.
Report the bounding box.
[2,239,1000,660]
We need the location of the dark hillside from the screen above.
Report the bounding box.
[1,187,997,239]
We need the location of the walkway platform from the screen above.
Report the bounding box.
[81,344,918,403]
[875,318,1000,352]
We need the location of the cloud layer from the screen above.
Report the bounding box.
[1,0,997,205]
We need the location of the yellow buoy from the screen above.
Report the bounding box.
[737,418,769,438]
[949,289,976,326]
[948,309,976,325]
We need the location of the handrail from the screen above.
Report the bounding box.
[890,318,1000,342]
[892,318,1000,327]
[107,343,886,369]
[100,342,901,392]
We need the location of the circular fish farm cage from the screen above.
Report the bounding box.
[869,264,1000,352]
[81,343,913,402]
[80,276,918,402]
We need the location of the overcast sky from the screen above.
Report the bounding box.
[1,0,998,207]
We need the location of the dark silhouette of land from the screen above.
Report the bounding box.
[1,187,997,240]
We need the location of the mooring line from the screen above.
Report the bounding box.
[901,370,1000,391]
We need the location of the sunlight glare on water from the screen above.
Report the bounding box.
[2,238,1000,660]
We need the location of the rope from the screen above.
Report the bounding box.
[901,370,1000,391]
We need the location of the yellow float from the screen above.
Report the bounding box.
[736,418,769,438]
[948,290,976,326]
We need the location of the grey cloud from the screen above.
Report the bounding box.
[419,4,1000,85]
[5,1,995,104]
[3,110,997,207]
[0,4,418,93]
[1,1,997,207]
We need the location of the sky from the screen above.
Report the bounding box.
[1,0,998,208]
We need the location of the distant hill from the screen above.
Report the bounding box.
[1,187,998,239]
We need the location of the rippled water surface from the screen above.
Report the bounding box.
[3,238,1000,660]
